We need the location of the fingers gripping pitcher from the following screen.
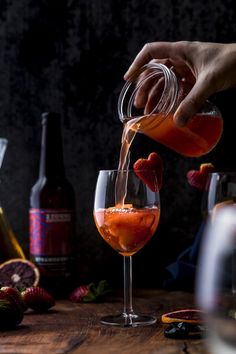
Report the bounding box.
[118,63,223,157]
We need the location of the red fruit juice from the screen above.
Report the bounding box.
[136,112,223,157]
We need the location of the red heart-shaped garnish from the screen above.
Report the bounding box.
[133,152,164,191]
[187,163,215,190]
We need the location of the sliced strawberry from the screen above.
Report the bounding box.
[133,152,163,191]
[187,163,215,190]
[21,286,55,312]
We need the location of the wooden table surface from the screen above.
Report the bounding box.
[0,289,211,354]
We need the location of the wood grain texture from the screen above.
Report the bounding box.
[0,290,211,354]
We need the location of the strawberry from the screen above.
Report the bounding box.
[0,286,27,312]
[0,299,24,329]
[133,152,164,191]
[69,284,91,302]
[187,163,215,190]
[21,286,55,312]
[69,280,110,303]
[0,287,25,329]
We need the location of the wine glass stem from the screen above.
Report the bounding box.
[123,256,134,316]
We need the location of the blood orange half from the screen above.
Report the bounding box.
[161,309,204,324]
[0,258,40,289]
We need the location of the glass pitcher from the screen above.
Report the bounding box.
[118,63,223,157]
[0,138,25,263]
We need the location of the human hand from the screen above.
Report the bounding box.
[124,41,236,126]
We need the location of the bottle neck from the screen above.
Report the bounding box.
[39,113,65,179]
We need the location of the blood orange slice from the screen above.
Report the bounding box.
[0,259,40,289]
[161,309,204,324]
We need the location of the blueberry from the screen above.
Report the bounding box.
[164,322,207,339]
[164,322,190,339]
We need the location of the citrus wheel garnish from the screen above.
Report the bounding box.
[211,200,234,220]
[0,259,40,289]
[161,309,204,324]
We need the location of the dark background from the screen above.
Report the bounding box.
[0,0,236,289]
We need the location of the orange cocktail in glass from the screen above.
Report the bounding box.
[94,205,160,256]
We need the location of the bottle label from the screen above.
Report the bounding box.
[29,208,75,255]
[29,208,75,278]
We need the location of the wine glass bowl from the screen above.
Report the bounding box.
[0,138,8,169]
[93,169,160,327]
[198,172,236,353]
[205,172,236,215]
[196,205,236,354]
[94,205,159,256]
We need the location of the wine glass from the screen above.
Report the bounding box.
[0,138,8,168]
[93,169,160,327]
[205,172,236,216]
[204,172,236,293]
[196,205,236,354]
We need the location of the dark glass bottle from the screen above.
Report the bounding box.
[29,112,76,297]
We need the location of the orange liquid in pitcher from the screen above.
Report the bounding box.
[133,113,223,157]
[94,206,160,256]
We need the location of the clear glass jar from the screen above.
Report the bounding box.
[0,138,25,262]
[118,63,223,157]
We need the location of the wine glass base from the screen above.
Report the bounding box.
[100,312,157,327]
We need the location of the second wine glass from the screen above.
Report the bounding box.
[204,172,236,294]
[196,205,236,354]
[205,172,236,215]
